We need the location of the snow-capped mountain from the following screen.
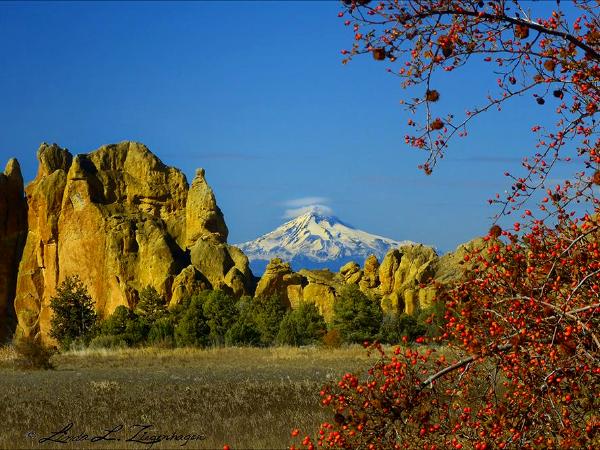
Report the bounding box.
[237,210,417,274]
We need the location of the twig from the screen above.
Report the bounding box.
[419,343,512,390]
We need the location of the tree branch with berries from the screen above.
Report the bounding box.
[292,1,599,449]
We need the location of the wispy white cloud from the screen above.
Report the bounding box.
[284,204,333,218]
[283,197,329,208]
[282,197,333,218]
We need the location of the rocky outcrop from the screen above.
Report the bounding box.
[298,270,342,323]
[11,142,254,342]
[189,238,253,297]
[376,245,438,313]
[254,240,481,322]
[170,265,210,307]
[340,261,362,285]
[185,168,228,246]
[0,159,27,341]
[254,259,342,321]
[359,254,380,291]
[254,258,306,307]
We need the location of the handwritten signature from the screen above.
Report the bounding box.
[27,423,206,447]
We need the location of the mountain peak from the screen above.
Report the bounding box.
[289,209,346,227]
[237,213,418,274]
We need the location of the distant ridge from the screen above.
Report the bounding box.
[237,210,417,274]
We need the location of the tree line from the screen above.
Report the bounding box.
[47,275,443,351]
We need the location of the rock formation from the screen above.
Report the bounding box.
[253,258,343,322]
[170,265,210,307]
[359,254,380,291]
[340,261,362,285]
[254,240,482,322]
[189,238,253,297]
[254,258,307,308]
[186,168,228,246]
[376,245,438,313]
[5,141,254,342]
[297,269,341,323]
[0,159,27,341]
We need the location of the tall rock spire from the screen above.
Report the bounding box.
[185,167,229,247]
[0,158,27,341]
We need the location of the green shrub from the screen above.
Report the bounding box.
[136,285,168,324]
[276,302,327,346]
[202,290,239,346]
[99,305,148,346]
[100,305,131,336]
[380,314,398,344]
[14,335,55,369]
[220,296,259,346]
[380,313,427,344]
[252,295,288,346]
[49,276,97,350]
[122,315,149,346]
[174,295,210,347]
[147,317,175,347]
[225,320,261,346]
[332,285,383,344]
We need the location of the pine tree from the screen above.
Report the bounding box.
[49,276,97,349]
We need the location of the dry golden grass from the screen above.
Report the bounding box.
[0,345,375,449]
[0,344,17,367]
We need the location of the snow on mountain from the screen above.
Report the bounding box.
[236,210,417,275]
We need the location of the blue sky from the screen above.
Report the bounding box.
[0,1,576,253]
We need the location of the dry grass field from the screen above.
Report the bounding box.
[0,346,375,449]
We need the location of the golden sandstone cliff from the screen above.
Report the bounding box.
[1,142,254,342]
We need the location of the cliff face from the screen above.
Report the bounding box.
[0,159,27,341]
[6,141,254,342]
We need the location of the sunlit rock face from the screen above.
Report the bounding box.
[10,141,254,342]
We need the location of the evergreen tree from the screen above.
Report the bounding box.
[49,276,97,349]
[135,285,167,324]
[97,305,149,346]
[202,290,239,346]
[225,296,261,346]
[332,285,382,343]
[277,302,327,346]
[252,294,288,346]
[174,294,210,347]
